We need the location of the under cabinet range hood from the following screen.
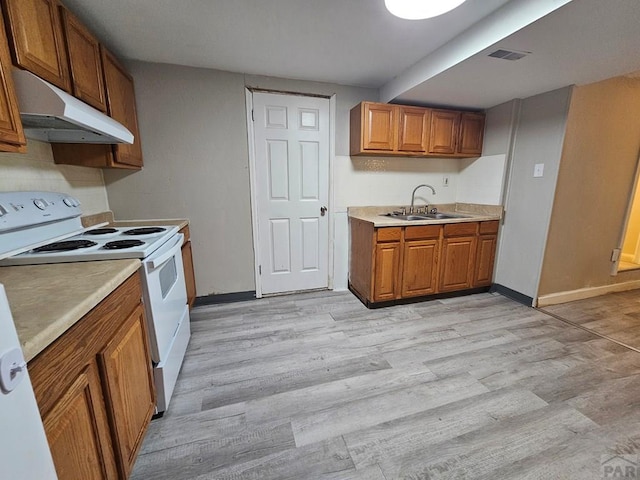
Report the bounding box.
[11,69,134,144]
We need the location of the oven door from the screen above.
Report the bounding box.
[140,233,188,363]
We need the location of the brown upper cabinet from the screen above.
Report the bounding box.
[458,112,485,156]
[59,6,106,111]
[350,101,484,158]
[428,109,485,157]
[1,0,71,91]
[0,3,26,151]
[351,101,428,155]
[101,46,143,168]
[53,47,144,169]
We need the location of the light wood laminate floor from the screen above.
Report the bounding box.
[131,291,640,480]
[542,289,640,352]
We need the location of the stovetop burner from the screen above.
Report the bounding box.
[123,227,166,236]
[33,239,98,252]
[84,228,119,235]
[103,239,145,250]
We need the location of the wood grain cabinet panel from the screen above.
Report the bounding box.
[374,241,401,301]
[398,106,428,152]
[402,239,439,297]
[439,235,476,292]
[362,102,396,151]
[0,3,26,151]
[100,304,155,478]
[428,109,460,155]
[458,112,485,156]
[43,363,118,480]
[473,222,499,287]
[60,6,106,111]
[2,0,70,91]
[180,225,197,308]
[101,46,143,168]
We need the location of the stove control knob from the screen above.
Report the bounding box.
[33,199,47,210]
[63,197,80,207]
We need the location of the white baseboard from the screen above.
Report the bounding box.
[537,280,640,307]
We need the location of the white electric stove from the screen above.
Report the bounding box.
[0,191,190,414]
[1,224,179,265]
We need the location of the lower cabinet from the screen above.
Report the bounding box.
[401,225,440,297]
[99,304,155,478]
[29,272,155,480]
[473,220,499,287]
[373,241,401,301]
[439,223,478,293]
[349,218,499,306]
[179,225,196,308]
[42,362,118,480]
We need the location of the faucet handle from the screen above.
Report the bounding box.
[400,207,407,215]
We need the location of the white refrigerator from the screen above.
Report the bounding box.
[0,284,58,479]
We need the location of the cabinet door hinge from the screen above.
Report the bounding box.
[258,265,262,275]
[251,109,254,122]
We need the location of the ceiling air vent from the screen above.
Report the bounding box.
[488,49,529,61]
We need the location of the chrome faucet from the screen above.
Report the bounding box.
[410,184,436,213]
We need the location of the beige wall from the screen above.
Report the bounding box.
[538,76,640,295]
[0,140,109,214]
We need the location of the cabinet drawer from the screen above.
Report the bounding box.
[479,220,499,234]
[377,227,402,242]
[444,222,478,237]
[405,225,441,240]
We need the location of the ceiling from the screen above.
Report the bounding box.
[62,0,640,109]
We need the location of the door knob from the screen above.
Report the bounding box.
[320,206,327,216]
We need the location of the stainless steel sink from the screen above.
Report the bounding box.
[381,212,470,221]
[423,213,470,219]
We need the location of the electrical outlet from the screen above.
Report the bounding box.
[534,163,544,177]
[443,176,450,187]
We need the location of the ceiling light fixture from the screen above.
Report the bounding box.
[384,0,468,20]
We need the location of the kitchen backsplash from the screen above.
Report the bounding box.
[0,140,109,214]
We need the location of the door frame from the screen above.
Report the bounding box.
[245,88,336,298]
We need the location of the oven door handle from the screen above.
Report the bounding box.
[149,234,184,269]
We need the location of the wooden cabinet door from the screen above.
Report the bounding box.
[0,3,25,151]
[458,112,485,156]
[101,46,143,167]
[363,102,396,151]
[402,239,439,297]
[374,241,400,301]
[43,363,118,480]
[428,109,460,155]
[473,234,497,287]
[182,238,197,308]
[2,0,70,91]
[439,235,476,292]
[60,7,106,111]
[100,303,155,478]
[398,106,428,152]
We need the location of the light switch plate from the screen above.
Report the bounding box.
[534,163,544,177]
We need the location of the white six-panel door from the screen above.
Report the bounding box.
[252,92,330,295]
